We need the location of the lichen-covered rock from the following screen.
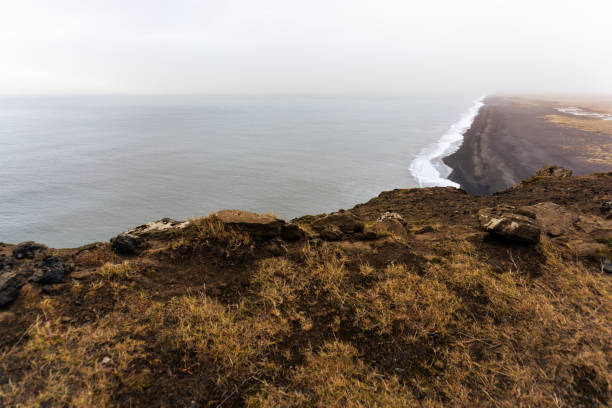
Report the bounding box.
[125,218,189,239]
[478,205,541,244]
[534,165,573,178]
[212,210,285,239]
[12,241,48,260]
[311,212,364,235]
[111,233,145,256]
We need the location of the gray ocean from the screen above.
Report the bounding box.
[0,95,475,247]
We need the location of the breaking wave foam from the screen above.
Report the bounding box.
[409,96,485,188]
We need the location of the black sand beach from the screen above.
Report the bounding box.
[444,95,612,194]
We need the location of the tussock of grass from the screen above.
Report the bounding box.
[170,215,253,261]
[99,260,134,280]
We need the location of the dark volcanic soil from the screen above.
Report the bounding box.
[443,96,612,195]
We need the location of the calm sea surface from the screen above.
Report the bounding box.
[1,95,475,247]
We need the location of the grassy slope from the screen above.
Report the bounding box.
[1,173,611,408]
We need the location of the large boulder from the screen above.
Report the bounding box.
[534,165,573,178]
[478,205,542,244]
[212,210,284,239]
[111,233,145,256]
[12,241,48,260]
[311,212,364,235]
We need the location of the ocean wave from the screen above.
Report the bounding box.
[409,96,485,188]
[556,107,612,121]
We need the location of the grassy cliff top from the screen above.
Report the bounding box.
[1,170,611,407]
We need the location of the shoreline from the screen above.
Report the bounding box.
[442,95,612,195]
[408,97,484,188]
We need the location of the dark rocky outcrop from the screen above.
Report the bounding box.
[111,234,145,256]
[478,205,541,244]
[34,256,72,284]
[12,241,48,260]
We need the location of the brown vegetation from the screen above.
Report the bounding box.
[1,171,611,407]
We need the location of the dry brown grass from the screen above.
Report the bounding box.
[1,235,610,407]
[0,314,148,407]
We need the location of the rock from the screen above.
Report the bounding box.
[0,271,27,306]
[1,255,18,272]
[212,210,285,239]
[603,259,612,274]
[111,233,144,256]
[319,225,343,241]
[35,256,71,284]
[378,211,405,222]
[534,165,573,178]
[601,201,612,215]
[312,212,364,235]
[12,241,48,260]
[124,218,189,239]
[523,202,578,237]
[281,224,305,241]
[478,205,541,244]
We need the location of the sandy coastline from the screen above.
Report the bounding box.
[443,95,612,194]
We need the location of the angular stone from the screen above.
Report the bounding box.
[212,210,285,239]
[478,205,541,244]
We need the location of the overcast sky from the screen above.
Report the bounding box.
[1,0,611,95]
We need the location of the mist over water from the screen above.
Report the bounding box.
[0,95,476,247]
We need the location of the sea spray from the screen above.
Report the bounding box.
[409,96,485,188]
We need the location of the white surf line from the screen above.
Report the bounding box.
[409,96,485,188]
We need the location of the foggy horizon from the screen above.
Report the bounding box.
[2,0,611,96]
